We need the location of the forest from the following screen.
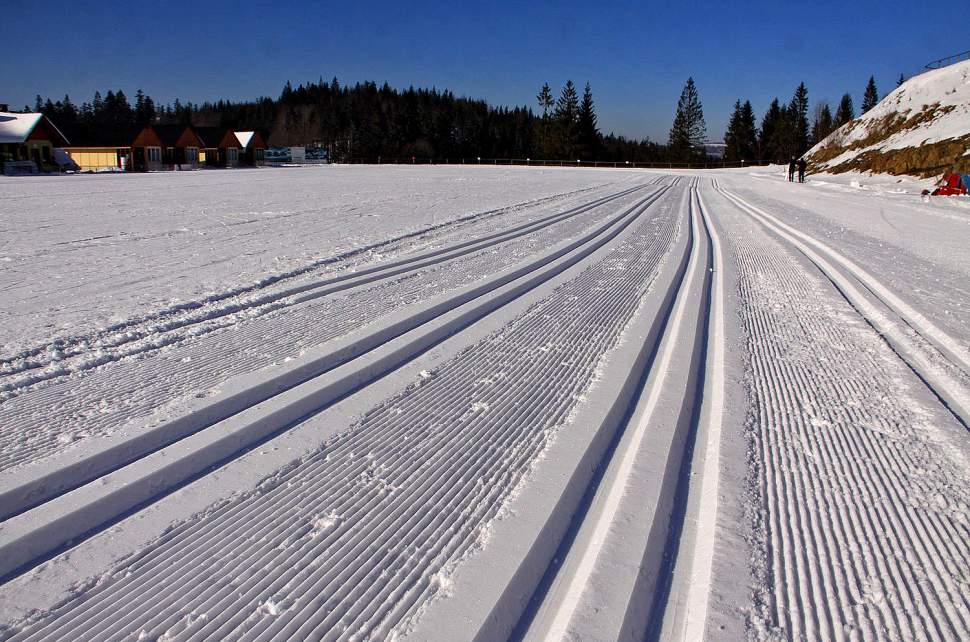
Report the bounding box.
[29,74,885,164]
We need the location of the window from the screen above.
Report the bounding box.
[228,148,238,162]
[147,147,161,163]
[186,147,199,164]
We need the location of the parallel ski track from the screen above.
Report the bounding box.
[716,182,970,430]
[532,178,711,641]
[0,181,651,395]
[0,183,655,473]
[725,196,970,640]
[6,186,683,641]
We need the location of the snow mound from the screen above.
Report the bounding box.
[806,60,970,177]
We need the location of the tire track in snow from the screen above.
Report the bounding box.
[0,184,654,475]
[720,187,970,641]
[3,185,683,641]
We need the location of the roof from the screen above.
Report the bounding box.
[0,112,70,145]
[195,127,241,148]
[62,124,151,147]
[153,124,199,147]
[235,131,254,148]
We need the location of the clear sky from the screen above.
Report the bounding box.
[3,0,962,142]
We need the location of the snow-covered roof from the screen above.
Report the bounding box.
[0,111,70,145]
[0,112,43,144]
[234,131,255,148]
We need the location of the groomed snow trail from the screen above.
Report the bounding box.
[716,186,970,641]
[3,183,681,640]
[2,168,968,642]
[0,181,651,474]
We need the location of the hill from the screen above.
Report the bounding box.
[806,59,970,177]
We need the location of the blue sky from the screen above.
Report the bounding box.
[3,0,961,141]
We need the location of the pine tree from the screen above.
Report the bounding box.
[741,101,758,159]
[811,102,834,145]
[789,82,810,156]
[577,82,599,160]
[724,100,744,161]
[536,83,554,157]
[862,76,879,113]
[34,95,43,112]
[897,73,905,87]
[554,80,580,158]
[759,98,782,161]
[135,89,147,122]
[835,93,855,125]
[668,77,706,163]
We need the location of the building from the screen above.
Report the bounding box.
[63,124,166,172]
[195,128,243,168]
[234,131,267,166]
[154,124,204,170]
[0,110,70,173]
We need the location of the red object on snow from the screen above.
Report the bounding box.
[923,173,969,196]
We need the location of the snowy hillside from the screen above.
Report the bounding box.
[806,59,970,176]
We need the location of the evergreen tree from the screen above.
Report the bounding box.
[34,95,43,112]
[724,99,758,162]
[741,101,758,158]
[789,82,810,156]
[668,77,706,162]
[835,93,855,125]
[577,82,599,159]
[554,80,580,158]
[810,102,834,144]
[897,73,905,87]
[862,76,879,113]
[536,83,554,157]
[724,100,744,161]
[759,98,782,161]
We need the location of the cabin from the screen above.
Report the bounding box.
[154,124,204,169]
[234,131,267,166]
[63,124,166,172]
[195,128,243,168]
[0,110,70,173]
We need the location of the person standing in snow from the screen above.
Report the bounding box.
[788,158,796,182]
[797,158,807,183]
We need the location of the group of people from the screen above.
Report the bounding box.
[788,157,807,183]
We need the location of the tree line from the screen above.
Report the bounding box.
[29,74,884,163]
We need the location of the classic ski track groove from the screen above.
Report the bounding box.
[718,179,970,641]
[717,184,970,429]
[0,182,655,477]
[530,179,712,641]
[0,181,651,402]
[0,182,622,375]
[0,182,676,578]
[5,184,685,641]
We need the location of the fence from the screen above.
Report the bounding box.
[924,50,970,70]
[338,157,772,170]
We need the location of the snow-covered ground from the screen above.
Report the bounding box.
[0,165,967,641]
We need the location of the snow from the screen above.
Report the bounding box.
[235,131,255,148]
[807,60,970,171]
[0,112,43,144]
[0,166,968,641]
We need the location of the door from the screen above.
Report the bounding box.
[133,147,146,171]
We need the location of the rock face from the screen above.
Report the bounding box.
[806,60,970,177]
